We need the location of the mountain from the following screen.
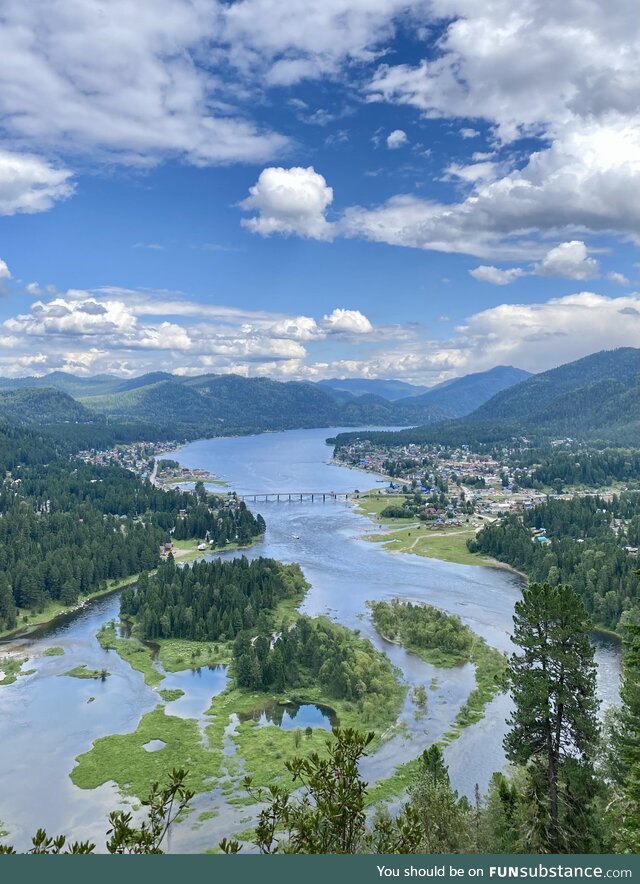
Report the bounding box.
[78,374,449,432]
[317,378,429,400]
[395,365,531,417]
[332,348,640,448]
[0,388,101,426]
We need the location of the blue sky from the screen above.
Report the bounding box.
[0,0,639,384]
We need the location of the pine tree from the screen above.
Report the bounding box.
[504,582,600,853]
[615,621,640,851]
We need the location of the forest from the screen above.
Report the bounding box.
[232,614,402,725]
[0,451,265,633]
[120,556,307,642]
[470,493,640,631]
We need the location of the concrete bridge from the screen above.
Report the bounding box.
[238,491,353,502]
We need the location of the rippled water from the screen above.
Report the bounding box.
[0,427,622,852]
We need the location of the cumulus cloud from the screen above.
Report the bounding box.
[339,119,640,258]
[469,266,525,285]
[386,129,408,149]
[26,282,41,295]
[0,259,10,279]
[0,287,379,378]
[0,150,73,215]
[534,241,599,280]
[241,166,334,239]
[322,308,373,334]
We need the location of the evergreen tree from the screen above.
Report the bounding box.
[504,582,600,852]
[615,620,640,851]
[407,745,471,853]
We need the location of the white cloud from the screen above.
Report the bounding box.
[26,282,41,295]
[0,150,73,215]
[386,129,408,149]
[366,1,640,143]
[0,0,290,169]
[241,166,334,239]
[0,259,10,279]
[606,271,630,286]
[459,128,479,139]
[534,241,599,280]
[339,119,640,258]
[469,266,525,285]
[322,308,373,334]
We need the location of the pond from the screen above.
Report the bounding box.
[238,700,337,731]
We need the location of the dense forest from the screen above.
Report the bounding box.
[470,494,640,630]
[120,556,306,641]
[0,447,265,633]
[519,448,640,489]
[233,615,402,725]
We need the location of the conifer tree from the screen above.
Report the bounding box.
[505,582,600,852]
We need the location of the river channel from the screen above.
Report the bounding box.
[0,428,622,852]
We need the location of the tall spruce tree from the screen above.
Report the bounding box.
[615,620,640,851]
[504,582,600,852]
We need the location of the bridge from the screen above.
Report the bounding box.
[238,491,354,502]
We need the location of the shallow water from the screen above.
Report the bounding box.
[0,427,622,852]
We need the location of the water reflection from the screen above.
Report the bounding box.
[238,700,337,731]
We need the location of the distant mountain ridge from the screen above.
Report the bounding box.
[317,378,429,400]
[394,365,531,417]
[331,348,640,448]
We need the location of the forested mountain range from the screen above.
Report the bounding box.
[332,348,640,449]
[0,364,531,437]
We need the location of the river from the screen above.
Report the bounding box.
[0,428,622,852]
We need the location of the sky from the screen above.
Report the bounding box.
[0,0,639,385]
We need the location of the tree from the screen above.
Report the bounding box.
[407,745,471,853]
[221,728,421,854]
[614,618,640,851]
[504,582,600,852]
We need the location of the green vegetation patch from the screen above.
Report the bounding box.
[156,638,233,672]
[43,646,65,656]
[71,706,222,800]
[62,665,110,680]
[97,622,164,687]
[159,688,185,702]
[0,656,35,687]
[369,599,473,667]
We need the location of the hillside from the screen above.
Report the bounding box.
[395,365,531,417]
[331,348,640,449]
[0,388,101,427]
[79,375,448,432]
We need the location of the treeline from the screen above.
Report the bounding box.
[233,615,402,725]
[120,557,305,642]
[0,449,264,633]
[368,599,473,663]
[470,493,640,630]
